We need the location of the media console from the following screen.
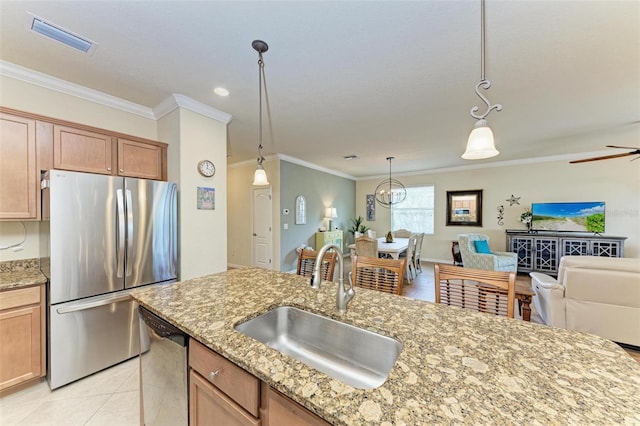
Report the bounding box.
[506,230,626,275]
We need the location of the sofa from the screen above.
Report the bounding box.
[457,234,518,272]
[530,255,640,347]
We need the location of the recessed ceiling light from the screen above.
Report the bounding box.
[27,13,97,55]
[214,87,229,97]
[344,155,359,160]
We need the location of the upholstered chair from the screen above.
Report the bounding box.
[457,234,517,273]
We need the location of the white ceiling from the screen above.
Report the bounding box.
[1,1,638,178]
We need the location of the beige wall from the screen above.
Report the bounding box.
[172,108,228,279]
[357,157,640,262]
[227,158,280,268]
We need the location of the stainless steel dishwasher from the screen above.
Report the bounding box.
[139,306,188,426]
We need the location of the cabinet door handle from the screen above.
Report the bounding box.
[107,167,112,171]
[120,169,124,172]
[209,370,220,381]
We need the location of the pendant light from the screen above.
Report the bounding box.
[462,0,502,160]
[252,39,270,186]
[375,157,406,208]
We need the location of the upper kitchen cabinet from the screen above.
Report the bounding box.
[53,125,115,175]
[51,122,167,181]
[117,138,166,180]
[0,112,37,220]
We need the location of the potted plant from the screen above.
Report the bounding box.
[348,216,369,238]
[520,209,533,232]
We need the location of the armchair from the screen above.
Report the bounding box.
[457,234,517,273]
[530,256,640,346]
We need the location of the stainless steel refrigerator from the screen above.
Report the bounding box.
[40,169,177,389]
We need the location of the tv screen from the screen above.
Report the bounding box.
[531,202,605,233]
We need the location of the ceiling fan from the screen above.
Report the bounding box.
[570,145,640,164]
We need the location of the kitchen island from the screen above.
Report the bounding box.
[131,267,640,425]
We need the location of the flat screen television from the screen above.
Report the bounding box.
[531,202,605,233]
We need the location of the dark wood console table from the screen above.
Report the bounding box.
[506,230,626,275]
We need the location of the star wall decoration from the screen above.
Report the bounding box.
[506,195,521,206]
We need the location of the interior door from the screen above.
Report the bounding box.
[252,188,272,269]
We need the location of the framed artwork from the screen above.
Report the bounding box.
[197,187,215,210]
[366,194,375,221]
[446,189,483,227]
[295,195,306,224]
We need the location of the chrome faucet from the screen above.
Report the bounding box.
[311,244,355,313]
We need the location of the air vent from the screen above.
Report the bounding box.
[27,14,97,54]
[344,155,359,160]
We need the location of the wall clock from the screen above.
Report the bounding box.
[197,160,215,177]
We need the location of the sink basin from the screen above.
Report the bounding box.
[234,306,402,389]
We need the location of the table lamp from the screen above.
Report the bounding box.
[325,207,337,231]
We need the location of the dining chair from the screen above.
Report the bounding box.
[413,233,425,273]
[392,228,412,238]
[434,264,516,318]
[296,249,337,281]
[355,236,378,258]
[399,234,417,282]
[350,255,406,295]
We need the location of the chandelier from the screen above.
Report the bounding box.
[462,0,502,160]
[375,157,406,208]
[252,39,270,186]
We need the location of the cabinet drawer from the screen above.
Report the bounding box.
[0,286,41,311]
[189,339,260,417]
[190,370,260,426]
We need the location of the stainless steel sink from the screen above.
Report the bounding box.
[234,306,402,389]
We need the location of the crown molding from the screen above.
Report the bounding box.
[357,150,616,181]
[228,153,357,181]
[153,94,232,124]
[0,60,155,119]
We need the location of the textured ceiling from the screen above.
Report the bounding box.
[1,1,638,177]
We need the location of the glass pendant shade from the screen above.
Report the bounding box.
[252,165,269,186]
[462,120,499,160]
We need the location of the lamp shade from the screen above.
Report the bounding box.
[325,207,337,219]
[462,121,499,160]
[252,166,269,186]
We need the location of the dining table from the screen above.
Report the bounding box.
[349,237,409,259]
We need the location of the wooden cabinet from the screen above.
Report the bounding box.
[188,338,330,426]
[507,230,626,275]
[0,113,37,219]
[260,383,330,426]
[53,127,166,180]
[117,138,164,180]
[0,285,45,392]
[316,231,343,252]
[189,339,260,426]
[53,124,114,175]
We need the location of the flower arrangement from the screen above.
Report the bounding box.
[520,209,533,230]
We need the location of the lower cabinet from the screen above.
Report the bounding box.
[0,285,45,392]
[188,338,329,426]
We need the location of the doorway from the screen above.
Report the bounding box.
[252,187,272,269]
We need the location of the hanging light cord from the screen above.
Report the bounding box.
[0,222,27,250]
[470,0,502,121]
[257,51,265,166]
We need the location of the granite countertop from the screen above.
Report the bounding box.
[131,268,640,425]
[0,258,47,291]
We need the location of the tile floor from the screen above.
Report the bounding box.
[1,261,637,425]
[0,357,140,426]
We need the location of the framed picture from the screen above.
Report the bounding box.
[446,189,483,227]
[197,187,215,210]
[366,194,375,221]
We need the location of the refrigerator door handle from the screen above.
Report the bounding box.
[125,189,134,277]
[56,294,132,314]
[116,189,125,278]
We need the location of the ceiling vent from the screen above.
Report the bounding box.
[27,14,97,55]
